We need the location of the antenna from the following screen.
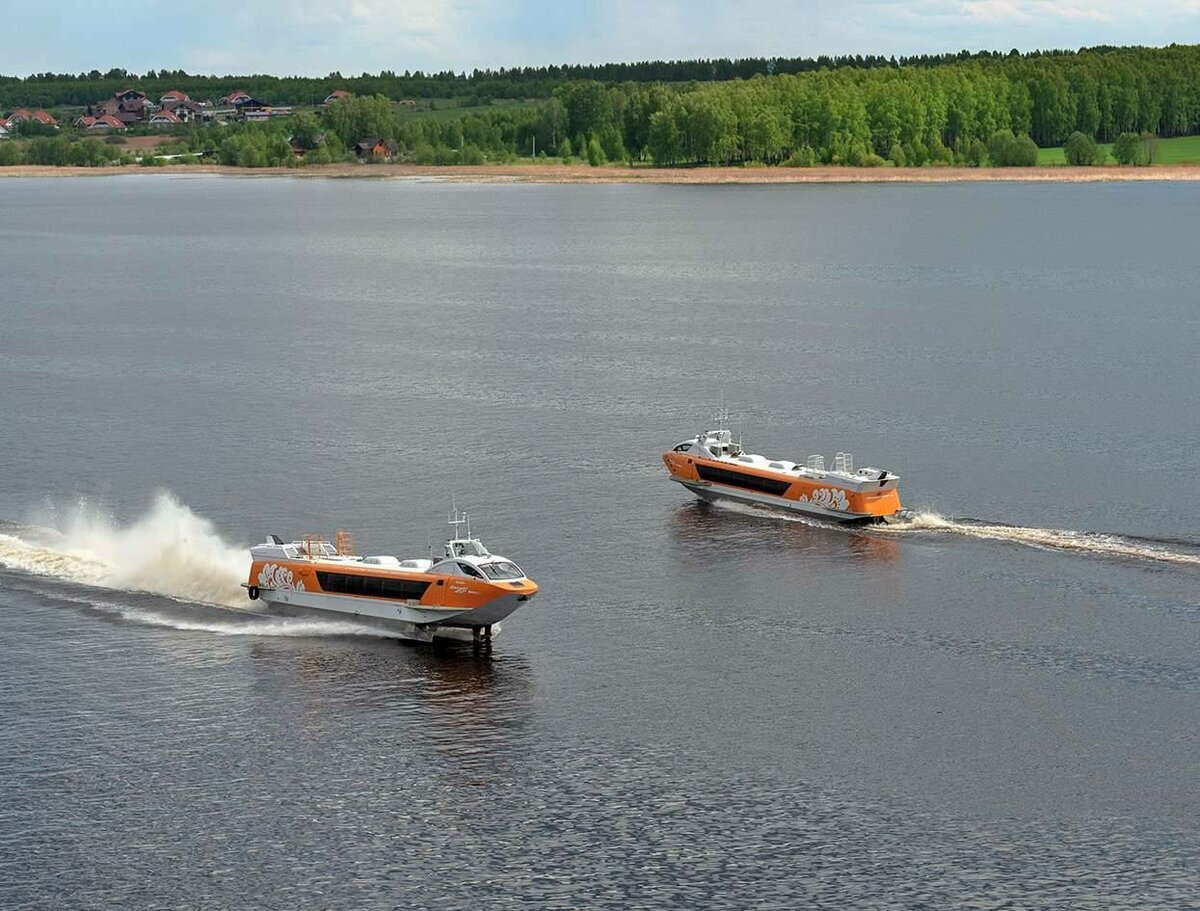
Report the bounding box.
[712,399,730,431]
[448,501,468,539]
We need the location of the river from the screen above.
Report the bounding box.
[0,175,1197,909]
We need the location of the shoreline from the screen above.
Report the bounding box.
[2,162,1199,183]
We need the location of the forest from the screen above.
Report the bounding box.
[347,44,1200,167]
[0,47,1086,109]
[3,44,1199,169]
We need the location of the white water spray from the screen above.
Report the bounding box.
[882,512,1200,567]
[0,492,251,607]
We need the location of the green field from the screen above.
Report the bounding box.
[1038,133,1200,165]
[395,98,541,122]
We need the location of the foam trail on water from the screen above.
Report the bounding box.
[0,492,250,607]
[66,594,397,639]
[883,512,1200,567]
[704,497,1199,567]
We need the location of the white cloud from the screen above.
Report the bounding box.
[5,0,1200,77]
[285,0,460,32]
[916,0,1198,24]
[961,0,1031,22]
[961,0,1111,22]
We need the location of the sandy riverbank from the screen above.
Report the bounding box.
[3,162,1200,182]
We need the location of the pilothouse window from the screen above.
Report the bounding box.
[479,561,524,580]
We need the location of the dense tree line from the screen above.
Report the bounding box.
[1,43,1197,119]
[4,44,1198,169]
[0,135,129,166]
[0,52,1009,108]
[312,44,1200,166]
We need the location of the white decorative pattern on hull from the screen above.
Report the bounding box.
[257,563,306,592]
[798,487,850,512]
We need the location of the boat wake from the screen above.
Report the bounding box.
[0,492,250,607]
[881,512,1200,567]
[704,498,1200,567]
[46,589,397,639]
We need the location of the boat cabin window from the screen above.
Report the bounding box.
[479,561,524,581]
[316,571,431,601]
[673,443,693,452]
[457,562,485,578]
[451,541,488,558]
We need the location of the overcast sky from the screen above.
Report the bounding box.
[4,0,1200,76]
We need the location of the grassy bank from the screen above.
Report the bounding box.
[6,162,1200,182]
[1038,133,1200,166]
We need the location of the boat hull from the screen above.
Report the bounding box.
[674,478,889,524]
[664,449,902,523]
[255,586,527,643]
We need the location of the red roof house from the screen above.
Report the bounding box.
[8,108,58,127]
[353,137,395,160]
[86,114,125,131]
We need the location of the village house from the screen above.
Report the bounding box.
[353,137,394,161]
[221,91,270,120]
[149,110,182,127]
[96,89,148,126]
[0,122,9,140]
[288,129,326,157]
[159,90,204,122]
[223,90,267,111]
[79,114,124,132]
[323,90,351,105]
[5,108,59,129]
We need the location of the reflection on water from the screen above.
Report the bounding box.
[668,500,901,563]
[249,638,535,772]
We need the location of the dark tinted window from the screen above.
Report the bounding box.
[316,571,431,601]
[695,463,793,496]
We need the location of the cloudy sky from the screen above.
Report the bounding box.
[4,0,1199,76]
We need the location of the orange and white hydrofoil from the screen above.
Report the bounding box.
[245,510,537,644]
[663,425,902,524]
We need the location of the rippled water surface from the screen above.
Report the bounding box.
[1,176,1198,909]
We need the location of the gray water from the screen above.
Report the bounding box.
[1,175,1198,909]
